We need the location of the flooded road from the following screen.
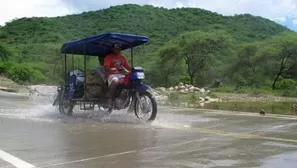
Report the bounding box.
[1,88,297,168]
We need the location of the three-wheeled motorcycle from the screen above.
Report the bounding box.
[52,32,157,122]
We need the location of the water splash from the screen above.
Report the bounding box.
[0,85,215,128]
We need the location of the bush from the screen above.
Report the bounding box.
[0,63,5,74]
[31,69,47,84]
[0,61,15,74]
[276,79,297,90]
[8,65,34,83]
[211,86,234,93]
[178,76,191,85]
[0,61,50,84]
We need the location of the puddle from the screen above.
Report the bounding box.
[260,152,297,168]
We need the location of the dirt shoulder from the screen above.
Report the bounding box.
[0,76,29,93]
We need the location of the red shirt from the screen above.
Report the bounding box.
[104,53,130,77]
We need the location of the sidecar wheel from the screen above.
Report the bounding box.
[59,99,74,115]
[134,91,157,122]
[58,90,74,115]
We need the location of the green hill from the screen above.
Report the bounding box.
[0,4,292,87]
[0,5,288,44]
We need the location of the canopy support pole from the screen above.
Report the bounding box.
[72,54,74,71]
[131,48,134,67]
[84,44,87,109]
[64,53,67,86]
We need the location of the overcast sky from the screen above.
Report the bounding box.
[0,0,297,31]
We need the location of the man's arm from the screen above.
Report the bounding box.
[123,57,132,71]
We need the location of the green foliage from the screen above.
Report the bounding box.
[148,43,185,87]
[0,43,12,61]
[155,30,233,86]
[30,69,47,84]
[259,31,297,90]
[0,61,14,74]
[1,5,287,46]
[0,61,46,84]
[211,86,272,95]
[178,76,191,85]
[7,65,33,83]
[276,79,297,90]
[211,86,235,93]
[0,4,295,90]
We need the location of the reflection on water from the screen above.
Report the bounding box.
[260,152,297,168]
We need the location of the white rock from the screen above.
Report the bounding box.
[179,85,185,89]
[200,88,206,94]
[199,102,205,107]
[180,89,186,93]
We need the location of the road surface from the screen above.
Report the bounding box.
[1,90,297,168]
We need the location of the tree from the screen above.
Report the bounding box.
[175,30,232,85]
[150,43,184,87]
[228,42,267,88]
[0,4,289,85]
[0,43,11,61]
[260,31,297,90]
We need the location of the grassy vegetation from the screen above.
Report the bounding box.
[211,86,297,98]
[1,4,297,106]
[164,90,297,115]
[204,101,294,115]
[0,5,291,84]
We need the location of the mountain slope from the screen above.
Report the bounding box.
[0,4,288,46]
[0,4,291,85]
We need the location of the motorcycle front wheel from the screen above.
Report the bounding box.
[134,91,157,122]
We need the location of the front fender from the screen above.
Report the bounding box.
[135,84,152,93]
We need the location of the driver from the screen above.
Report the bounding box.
[104,43,132,108]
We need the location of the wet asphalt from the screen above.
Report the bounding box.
[1,91,297,168]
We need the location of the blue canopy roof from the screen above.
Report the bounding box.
[60,32,149,57]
